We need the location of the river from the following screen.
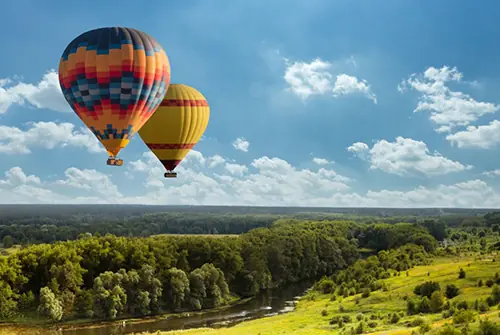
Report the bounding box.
[32,281,313,335]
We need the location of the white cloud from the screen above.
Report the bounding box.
[232,138,250,152]
[348,137,471,176]
[283,58,376,102]
[0,160,498,208]
[55,167,121,197]
[0,121,104,154]
[446,120,500,149]
[208,154,226,168]
[284,58,332,99]
[332,74,377,103]
[483,169,500,177]
[0,70,69,114]
[347,142,370,160]
[312,157,331,165]
[399,66,499,133]
[224,163,248,176]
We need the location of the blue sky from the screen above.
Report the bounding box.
[0,0,500,207]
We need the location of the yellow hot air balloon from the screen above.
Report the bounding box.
[138,84,210,178]
[58,27,171,166]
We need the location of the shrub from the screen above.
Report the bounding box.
[486,279,494,288]
[407,299,418,315]
[455,300,469,310]
[411,317,425,327]
[419,296,431,313]
[367,321,378,328]
[361,288,371,298]
[356,313,364,321]
[430,291,445,312]
[414,281,441,298]
[419,321,432,334]
[355,321,365,334]
[390,313,400,324]
[445,284,460,299]
[459,268,466,279]
[478,279,484,287]
[437,325,461,335]
[452,309,475,325]
[321,309,328,317]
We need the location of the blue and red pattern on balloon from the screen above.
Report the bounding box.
[58,27,170,165]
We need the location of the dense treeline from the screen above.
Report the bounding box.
[0,220,439,323]
[0,221,359,322]
[0,205,497,245]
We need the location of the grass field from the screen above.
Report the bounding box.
[151,252,500,335]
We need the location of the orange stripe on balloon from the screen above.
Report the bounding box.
[160,100,209,107]
[146,143,196,150]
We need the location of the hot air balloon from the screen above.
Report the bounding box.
[58,27,170,166]
[138,84,210,178]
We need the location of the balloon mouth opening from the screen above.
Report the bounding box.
[160,160,181,172]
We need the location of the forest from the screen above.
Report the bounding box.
[0,207,499,335]
[0,204,496,245]
[0,217,441,323]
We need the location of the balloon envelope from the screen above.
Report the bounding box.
[58,27,170,158]
[138,84,210,172]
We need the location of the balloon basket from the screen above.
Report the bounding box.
[107,158,124,166]
[164,172,177,178]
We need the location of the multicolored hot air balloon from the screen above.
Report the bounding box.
[138,84,210,178]
[58,27,170,166]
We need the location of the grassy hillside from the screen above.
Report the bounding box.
[152,253,500,335]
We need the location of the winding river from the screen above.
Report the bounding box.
[32,281,312,335]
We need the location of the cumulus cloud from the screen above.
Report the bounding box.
[208,154,226,168]
[283,58,376,102]
[446,120,500,149]
[483,169,500,177]
[224,163,248,176]
[232,138,250,152]
[332,74,377,103]
[348,137,471,176]
[55,167,121,197]
[0,70,69,113]
[312,157,331,165]
[0,121,104,154]
[399,66,499,133]
[0,157,498,207]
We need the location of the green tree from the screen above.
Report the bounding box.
[430,291,444,312]
[37,287,63,322]
[2,235,14,248]
[445,284,460,299]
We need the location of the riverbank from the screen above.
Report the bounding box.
[0,296,249,335]
[140,254,500,335]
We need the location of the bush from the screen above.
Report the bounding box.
[486,279,494,288]
[491,285,500,305]
[474,318,500,335]
[452,309,475,325]
[355,321,365,334]
[445,284,460,299]
[456,300,469,310]
[419,296,431,313]
[438,325,461,335]
[459,268,466,279]
[430,291,445,312]
[339,304,345,312]
[356,313,364,321]
[390,313,400,324]
[407,299,419,315]
[478,279,484,287]
[321,309,328,317]
[367,321,377,328]
[361,288,371,298]
[414,281,441,298]
[411,317,425,327]
[419,321,432,334]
